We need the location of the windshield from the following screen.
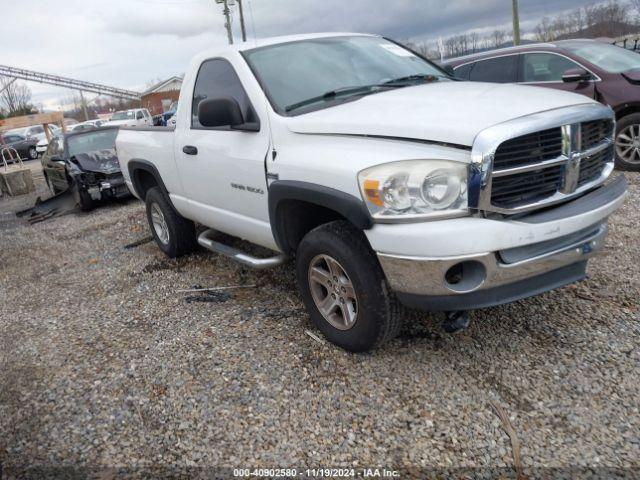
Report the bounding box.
[67,129,118,157]
[565,42,640,73]
[111,110,134,120]
[243,36,448,115]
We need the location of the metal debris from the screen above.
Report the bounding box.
[305,329,326,345]
[176,285,256,293]
[123,235,154,249]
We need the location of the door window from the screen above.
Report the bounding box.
[46,137,64,158]
[453,62,474,80]
[522,53,583,82]
[469,55,518,83]
[191,58,257,128]
[2,135,20,144]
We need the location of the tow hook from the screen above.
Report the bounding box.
[442,310,470,333]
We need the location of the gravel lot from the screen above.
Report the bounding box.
[0,170,638,479]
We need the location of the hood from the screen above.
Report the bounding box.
[622,70,640,84]
[284,81,599,147]
[71,149,121,174]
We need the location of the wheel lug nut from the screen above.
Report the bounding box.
[341,286,346,293]
[331,293,336,299]
[333,276,338,282]
[340,297,345,303]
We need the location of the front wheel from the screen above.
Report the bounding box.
[296,221,403,352]
[145,186,197,258]
[614,113,640,171]
[71,182,93,211]
[28,146,38,160]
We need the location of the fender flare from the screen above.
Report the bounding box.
[268,180,373,252]
[128,159,170,198]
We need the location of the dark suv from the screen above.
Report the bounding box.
[444,39,640,171]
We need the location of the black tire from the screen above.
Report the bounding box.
[614,113,640,171]
[27,146,38,160]
[145,186,197,258]
[296,220,403,352]
[71,182,94,211]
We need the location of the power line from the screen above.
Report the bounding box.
[0,65,141,100]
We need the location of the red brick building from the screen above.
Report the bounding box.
[141,76,183,116]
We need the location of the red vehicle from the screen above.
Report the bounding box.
[443,39,640,171]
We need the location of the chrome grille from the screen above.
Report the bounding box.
[493,127,563,170]
[578,145,614,187]
[486,119,614,212]
[582,119,614,150]
[491,165,563,208]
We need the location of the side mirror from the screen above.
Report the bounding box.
[562,68,591,83]
[198,97,245,128]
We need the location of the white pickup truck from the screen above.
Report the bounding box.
[117,33,627,352]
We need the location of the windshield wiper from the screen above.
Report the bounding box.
[285,84,392,113]
[382,74,444,86]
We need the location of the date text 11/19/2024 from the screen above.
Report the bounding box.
[233,468,400,478]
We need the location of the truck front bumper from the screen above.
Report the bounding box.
[368,175,627,311]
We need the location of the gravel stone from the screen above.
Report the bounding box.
[0,170,638,478]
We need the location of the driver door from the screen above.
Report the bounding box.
[41,137,69,191]
[174,57,272,247]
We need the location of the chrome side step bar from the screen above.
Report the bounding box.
[197,229,288,270]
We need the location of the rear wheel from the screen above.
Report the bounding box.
[296,220,403,352]
[614,113,640,171]
[145,186,197,258]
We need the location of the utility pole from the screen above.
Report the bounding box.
[237,0,247,42]
[79,90,89,121]
[512,0,521,46]
[215,0,234,45]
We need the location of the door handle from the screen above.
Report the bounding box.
[182,145,198,155]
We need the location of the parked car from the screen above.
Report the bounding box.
[35,125,63,155]
[41,126,129,210]
[66,120,104,133]
[104,108,152,128]
[0,131,40,161]
[443,39,640,170]
[117,33,627,352]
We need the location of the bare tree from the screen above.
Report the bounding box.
[0,76,33,117]
[488,29,508,48]
[535,0,634,41]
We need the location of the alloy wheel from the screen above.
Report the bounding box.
[615,124,640,165]
[150,203,170,245]
[308,254,358,330]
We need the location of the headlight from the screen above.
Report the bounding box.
[358,160,468,221]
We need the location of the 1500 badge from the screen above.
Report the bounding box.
[231,183,264,195]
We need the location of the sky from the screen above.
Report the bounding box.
[0,0,606,111]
